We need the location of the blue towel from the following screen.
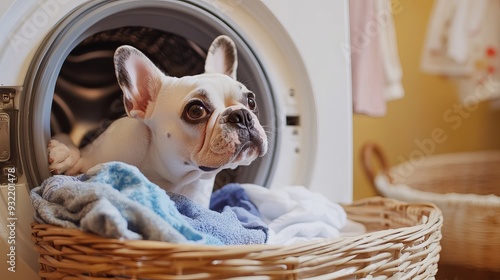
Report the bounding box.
[31,174,192,243]
[31,162,267,245]
[78,162,219,243]
[31,163,217,244]
[210,183,269,237]
[210,183,262,217]
[173,191,267,245]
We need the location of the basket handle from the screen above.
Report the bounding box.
[361,142,394,187]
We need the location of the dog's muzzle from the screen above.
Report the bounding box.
[198,109,267,172]
[226,109,254,130]
[226,109,266,157]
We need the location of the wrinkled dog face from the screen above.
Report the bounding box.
[178,74,268,172]
[114,36,268,176]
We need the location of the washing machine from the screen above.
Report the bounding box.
[0,0,352,278]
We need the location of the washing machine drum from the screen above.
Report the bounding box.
[21,0,279,191]
[52,27,206,147]
[51,27,243,189]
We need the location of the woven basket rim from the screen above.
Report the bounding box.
[32,196,442,250]
[375,174,500,206]
[32,197,443,279]
[388,149,500,172]
[375,149,500,205]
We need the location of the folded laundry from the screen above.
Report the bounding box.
[241,184,348,245]
[31,161,267,245]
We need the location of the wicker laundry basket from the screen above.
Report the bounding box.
[362,142,500,272]
[31,197,442,279]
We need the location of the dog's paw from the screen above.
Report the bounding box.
[48,140,80,175]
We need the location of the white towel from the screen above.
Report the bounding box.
[241,184,348,245]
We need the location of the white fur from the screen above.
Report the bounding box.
[48,36,267,207]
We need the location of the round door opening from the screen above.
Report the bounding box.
[21,0,278,190]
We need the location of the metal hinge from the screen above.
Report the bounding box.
[0,88,16,162]
[1,88,15,109]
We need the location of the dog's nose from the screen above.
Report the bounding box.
[227,109,254,129]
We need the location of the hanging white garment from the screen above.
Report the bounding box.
[376,0,404,101]
[421,0,500,103]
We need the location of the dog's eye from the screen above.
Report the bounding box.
[247,94,257,111]
[185,102,209,121]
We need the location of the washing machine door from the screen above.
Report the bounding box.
[19,0,318,191]
[0,0,351,278]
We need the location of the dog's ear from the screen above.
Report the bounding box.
[114,45,163,119]
[205,35,238,79]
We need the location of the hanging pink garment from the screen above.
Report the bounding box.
[350,0,404,117]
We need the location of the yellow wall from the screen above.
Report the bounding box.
[353,0,500,200]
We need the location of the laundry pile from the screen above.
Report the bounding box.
[31,162,353,245]
[240,184,348,245]
[31,162,264,245]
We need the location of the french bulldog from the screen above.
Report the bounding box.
[48,35,268,207]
